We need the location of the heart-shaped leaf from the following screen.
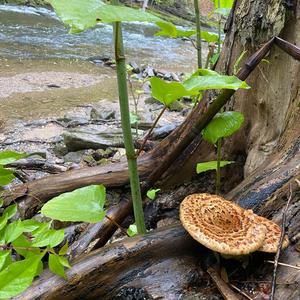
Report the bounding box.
[41,185,106,223]
[49,0,160,33]
[202,111,244,144]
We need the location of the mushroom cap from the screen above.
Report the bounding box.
[180,194,267,255]
[255,216,289,252]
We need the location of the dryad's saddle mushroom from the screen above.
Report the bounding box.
[180,193,289,255]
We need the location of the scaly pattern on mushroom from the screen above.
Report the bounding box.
[180,193,289,255]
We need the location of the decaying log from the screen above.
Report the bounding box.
[15,225,213,300]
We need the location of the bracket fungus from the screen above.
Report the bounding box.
[180,194,289,255]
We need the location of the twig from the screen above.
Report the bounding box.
[270,184,293,300]
[105,215,130,237]
[136,105,167,156]
[230,283,253,300]
[207,267,240,300]
[266,260,300,271]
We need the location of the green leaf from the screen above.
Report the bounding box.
[146,189,161,200]
[0,150,27,165]
[155,21,195,38]
[202,111,245,144]
[201,31,219,43]
[12,235,40,258]
[0,167,15,186]
[0,252,44,299]
[183,69,250,92]
[196,161,234,174]
[214,0,234,8]
[0,251,11,272]
[31,228,64,248]
[21,220,42,233]
[4,220,24,243]
[150,77,196,106]
[59,242,69,256]
[49,0,160,33]
[41,185,106,223]
[48,254,67,279]
[3,204,17,220]
[127,224,138,237]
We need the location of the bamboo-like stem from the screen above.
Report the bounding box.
[217,0,221,54]
[194,0,202,68]
[216,138,222,194]
[112,0,146,234]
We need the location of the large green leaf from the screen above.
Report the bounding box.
[150,77,196,106]
[0,167,15,186]
[0,151,27,165]
[155,21,195,38]
[196,160,234,174]
[183,69,250,92]
[49,0,160,33]
[41,185,106,223]
[0,253,44,299]
[202,111,244,144]
[31,228,65,248]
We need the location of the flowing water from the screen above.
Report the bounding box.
[0,4,198,126]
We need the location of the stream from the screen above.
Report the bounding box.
[0,4,199,127]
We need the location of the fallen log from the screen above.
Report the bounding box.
[14,225,212,300]
[16,154,300,299]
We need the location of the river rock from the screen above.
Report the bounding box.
[59,111,90,127]
[90,107,116,121]
[53,142,69,157]
[129,62,141,74]
[143,66,156,77]
[63,127,132,151]
[150,123,178,140]
[63,150,85,163]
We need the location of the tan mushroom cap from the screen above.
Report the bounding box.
[255,215,289,252]
[180,194,289,255]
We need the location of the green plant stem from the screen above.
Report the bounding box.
[112,0,146,234]
[137,105,167,156]
[194,0,202,68]
[216,138,222,194]
[217,0,221,54]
